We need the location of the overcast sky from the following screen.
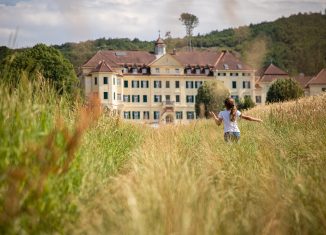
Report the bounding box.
[0,0,325,48]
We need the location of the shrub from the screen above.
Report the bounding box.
[266,78,304,103]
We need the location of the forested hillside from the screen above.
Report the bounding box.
[1,12,325,76]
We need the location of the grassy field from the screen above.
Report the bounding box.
[1,79,326,234]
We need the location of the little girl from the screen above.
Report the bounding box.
[210,97,262,142]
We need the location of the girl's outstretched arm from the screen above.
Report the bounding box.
[209,111,223,126]
[241,114,262,122]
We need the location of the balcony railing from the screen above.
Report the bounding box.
[162,101,175,106]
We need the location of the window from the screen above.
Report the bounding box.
[165,69,170,74]
[113,92,116,100]
[243,81,251,89]
[176,111,183,119]
[132,68,138,74]
[94,77,98,85]
[132,80,140,88]
[124,80,128,88]
[223,64,229,70]
[124,111,131,119]
[154,95,162,102]
[195,81,202,89]
[175,81,180,88]
[132,111,140,119]
[175,68,180,74]
[123,95,130,102]
[155,68,160,73]
[176,95,180,103]
[117,93,121,101]
[196,68,201,74]
[123,67,128,73]
[187,112,195,119]
[113,77,116,85]
[165,95,170,101]
[230,73,233,76]
[186,95,194,103]
[232,81,237,89]
[141,80,149,88]
[103,92,108,100]
[235,73,239,76]
[322,88,326,92]
[166,81,170,88]
[103,77,108,84]
[154,80,162,88]
[186,81,194,89]
[256,96,262,103]
[187,69,192,75]
[237,64,242,69]
[143,111,150,120]
[117,78,121,86]
[132,95,140,102]
[154,111,160,120]
[142,68,147,74]
[205,68,210,75]
[143,95,147,103]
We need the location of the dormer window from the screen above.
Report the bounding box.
[142,68,147,74]
[196,68,201,74]
[132,68,138,74]
[175,68,180,74]
[123,67,128,73]
[187,69,192,75]
[205,68,210,75]
[223,64,229,70]
[237,64,242,69]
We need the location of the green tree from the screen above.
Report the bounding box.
[237,96,255,110]
[179,13,199,51]
[0,44,78,94]
[195,80,230,118]
[266,78,304,103]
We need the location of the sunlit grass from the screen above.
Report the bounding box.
[75,94,326,235]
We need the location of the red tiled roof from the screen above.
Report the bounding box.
[259,75,289,83]
[257,63,289,83]
[215,51,253,70]
[264,63,288,75]
[92,60,114,73]
[172,51,222,67]
[293,74,313,88]
[307,68,326,85]
[83,50,156,68]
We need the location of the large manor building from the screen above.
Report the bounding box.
[79,36,326,124]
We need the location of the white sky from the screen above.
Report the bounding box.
[0,0,325,48]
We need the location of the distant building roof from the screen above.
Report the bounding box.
[215,51,253,71]
[83,50,156,68]
[92,60,114,73]
[155,37,165,45]
[171,51,223,67]
[264,63,288,75]
[307,68,326,85]
[257,63,289,83]
[293,73,313,88]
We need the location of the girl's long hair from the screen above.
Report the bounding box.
[224,98,237,122]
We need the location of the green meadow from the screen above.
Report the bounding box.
[1,79,326,234]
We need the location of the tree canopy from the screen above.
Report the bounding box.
[0,44,78,94]
[195,80,230,118]
[266,78,304,103]
[179,12,199,51]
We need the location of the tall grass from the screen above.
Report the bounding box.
[74,95,326,235]
[0,77,144,234]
